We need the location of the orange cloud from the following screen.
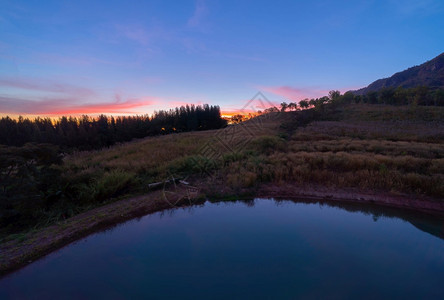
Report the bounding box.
[0,96,157,116]
[166,100,204,108]
[46,98,157,115]
[0,76,159,116]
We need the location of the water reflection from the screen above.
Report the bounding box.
[272,198,444,240]
[0,198,443,299]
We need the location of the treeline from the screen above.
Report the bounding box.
[276,86,444,113]
[347,86,444,106]
[0,104,227,150]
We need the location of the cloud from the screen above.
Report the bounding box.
[115,24,151,45]
[262,85,357,102]
[0,76,161,116]
[48,97,157,115]
[142,76,164,84]
[187,0,208,28]
[112,23,170,48]
[36,53,119,67]
[262,86,328,101]
[0,95,157,115]
[388,0,443,16]
[0,77,96,98]
[167,100,203,108]
[0,96,68,115]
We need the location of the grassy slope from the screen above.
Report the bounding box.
[272,105,444,197]
[62,104,444,201]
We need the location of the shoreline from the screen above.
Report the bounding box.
[1,185,443,277]
[257,184,444,216]
[0,190,193,277]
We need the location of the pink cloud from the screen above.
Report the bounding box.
[0,96,68,115]
[48,97,157,115]
[167,100,203,108]
[262,86,328,101]
[262,85,356,102]
[0,76,162,116]
[142,76,164,85]
[0,96,157,116]
[0,76,96,97]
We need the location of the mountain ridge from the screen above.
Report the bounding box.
[354,52,444,95]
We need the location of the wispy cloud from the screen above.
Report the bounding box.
[262,85,356,101]
[0,76,96,97]
[142,76,164,85]
[0,95,157,115]
[47,96,157,115]
[115,24,151,45]
[111,23,171,47]
[36,53,120,67]
[261,86,328,101]
[187,0,208,28]
[167,100,203,108]
[388,0,443,16]
[0,96,69,115]
[0,76,158,115]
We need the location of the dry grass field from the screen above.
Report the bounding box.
[61,104,444,204]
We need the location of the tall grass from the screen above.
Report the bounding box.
[62,104,444,202]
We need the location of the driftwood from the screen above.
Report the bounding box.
[148,182,164,189]
[148,176,188,190]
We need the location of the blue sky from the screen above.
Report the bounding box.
[1,0,444,116]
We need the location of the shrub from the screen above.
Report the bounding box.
[250,135,286,154]
[93,170,136,202]
[168,155,219,175]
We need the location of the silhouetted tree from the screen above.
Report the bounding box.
[299,99,309,109]
[329,90,341,101]
[280,102,288,112]
[0,104,227,150]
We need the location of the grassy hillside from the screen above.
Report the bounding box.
[63,104,444,200]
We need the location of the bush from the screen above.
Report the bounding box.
[250,135,286,154]
[168,155,219,175]
[93,170,136,202]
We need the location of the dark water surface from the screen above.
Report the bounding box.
[1,199,443,299]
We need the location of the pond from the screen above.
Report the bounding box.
[1,199,443,299]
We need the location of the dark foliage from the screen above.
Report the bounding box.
[355,86,444,106]
[0,143,63,230]
[0,104,227,150]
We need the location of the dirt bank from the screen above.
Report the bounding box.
[257,183,444,216]
[0,189,195,277]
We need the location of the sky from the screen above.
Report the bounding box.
[1,0,444,117]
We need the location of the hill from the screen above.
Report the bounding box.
[354,52,444,95]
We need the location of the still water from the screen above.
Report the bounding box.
[1,199,443,299]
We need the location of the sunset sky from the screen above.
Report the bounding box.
[1,0,444,117]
